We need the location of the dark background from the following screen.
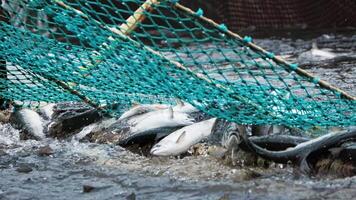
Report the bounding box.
[181,0,356,35]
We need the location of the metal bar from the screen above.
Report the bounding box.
[119,0,159,35]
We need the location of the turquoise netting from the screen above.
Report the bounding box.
[0,0,355,128]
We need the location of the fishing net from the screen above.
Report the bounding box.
[0,0,355,129]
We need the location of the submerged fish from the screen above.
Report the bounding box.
[297,42,356,64]
[119,103,169,120]
[9,108,45,140]
[150,118,217,156]
[297,42,336,64]
[310,42,337,59]
[128,107,194,134]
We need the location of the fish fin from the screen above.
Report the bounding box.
[328,147,343,158]
[312,42,318,50]
[176,131,186,144]
[267,125,274,135]
[175,99,184,107]
[169,107,174,119]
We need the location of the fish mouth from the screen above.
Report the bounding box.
[150,149,156,155]
[150,144,161,155]
[150,147,159,155]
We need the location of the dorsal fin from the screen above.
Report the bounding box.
[169,107,174,119]
[267,125,274,135]
[312,42,318,50]
[328,147,343,157]
[176,131,186,144]
[175,99,184,107]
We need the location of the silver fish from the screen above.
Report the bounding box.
[128,107,194,134]
[119,104,169,120]
[150,118,217,156]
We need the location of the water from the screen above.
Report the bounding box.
[1,121,356,199]
[1,32,356,199]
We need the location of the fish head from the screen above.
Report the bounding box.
[150,142,175,156]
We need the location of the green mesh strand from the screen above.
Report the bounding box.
[0,0,355,128]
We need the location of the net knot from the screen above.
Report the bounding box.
[218,24,228,32]
[289,63,298,70]
[266,52,275,59]
[195,8,204,17]
[335,92,342,98]
[312,77,320,84]
[243,36,252,43]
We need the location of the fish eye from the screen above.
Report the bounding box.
[155,144,161,148]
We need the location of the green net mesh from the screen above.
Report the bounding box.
[0,0,355,128]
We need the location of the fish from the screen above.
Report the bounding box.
[297,42,336,64]
[310,42,336,59]
[240,134,310,151]
[48,108,103,139]
[240,127,356,173]
[79,109,192,152]
[150,118,217,156]
[119,126,183,147]
[217,120,306,162]
[297,42,356,64]
[118,103,169,120]
[128,107,195,134]
[78,105,195,149]
[9,108,45,140]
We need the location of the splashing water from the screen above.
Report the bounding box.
[0,123,20,146]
